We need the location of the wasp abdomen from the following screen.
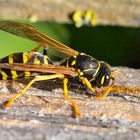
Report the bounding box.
[0,52,53,80]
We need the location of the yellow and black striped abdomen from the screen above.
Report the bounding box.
[0,52,53,80]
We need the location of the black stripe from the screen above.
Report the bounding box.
[0,56,9,63]
[1,68,12,79]
[0,72,5,80]
[12,52,24,63]
[0,52,24,63]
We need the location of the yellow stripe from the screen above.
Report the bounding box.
[8,55,18,79]
[0,70,8,80]
[22,52,28,63]
[24,71,31,77]
[11,70,18,79]
[92,61,100,77]
[34,58,40,64]
[8,55,14,63]
[101,75,105,85]
[73,10,83,27]
[44,56,48,65]
[22,52,31,77]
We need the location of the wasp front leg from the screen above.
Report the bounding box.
[95,85,112,100]
[80,77,112,100]
[80,77,101,96]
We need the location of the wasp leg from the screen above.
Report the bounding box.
[80,77,101,96]
[43,47,48,56]
[63,78,81,117]
[80,77,112,99]
[2,74,64,109]
[31,43,48,52]
[95,86,112,100]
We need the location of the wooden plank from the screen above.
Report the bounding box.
[0,67,140,140]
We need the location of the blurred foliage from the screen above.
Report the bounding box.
[0,20,139,68]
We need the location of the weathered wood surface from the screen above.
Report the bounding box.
[0,67,140,140]
[0,0,140,27]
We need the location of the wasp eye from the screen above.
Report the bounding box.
[106,74,110,80]
[103,74,110,87]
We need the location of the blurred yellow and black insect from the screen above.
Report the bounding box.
[69,10,97,28]
[0,21,139,117]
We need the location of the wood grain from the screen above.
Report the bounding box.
[0,67,140,140]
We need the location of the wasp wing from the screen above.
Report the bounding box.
[0,63,77,76]
[0,21,78,56]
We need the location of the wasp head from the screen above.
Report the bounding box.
[95,61,112,88]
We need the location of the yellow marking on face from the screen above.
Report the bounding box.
[0,70,8,80]
[23,52,28,64]
[71,60,76,66]
[101,75,105,85]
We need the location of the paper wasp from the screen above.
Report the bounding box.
[0,21,139,117]
[69,10,97,28]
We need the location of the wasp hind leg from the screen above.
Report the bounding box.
[63,78,81,117]
[2,74,64,109]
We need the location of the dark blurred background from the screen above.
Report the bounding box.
[0,21,139,68]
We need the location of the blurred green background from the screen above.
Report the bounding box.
[0,21,139,68]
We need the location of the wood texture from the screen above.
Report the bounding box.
[0,0,140,27]
[0,67,140,140]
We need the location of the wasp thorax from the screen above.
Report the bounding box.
[62,53,100,79]
[62,53,111,88]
